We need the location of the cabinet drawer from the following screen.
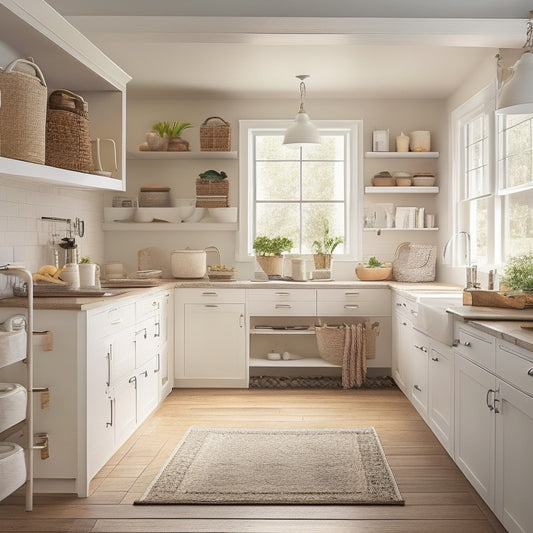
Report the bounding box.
[90,303,136,338]
[136,295,160,319]
[392,292,418,318]
[247,299,317,316]
[178,288,245,304]
[496,340,533,397]
[454,323,495,371]
[247,289,316,303]
[317,289,390,316]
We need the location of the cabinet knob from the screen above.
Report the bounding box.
[463,341,472,347]
[414,384,422,392]
[431,357,439,362]
[528,368,533,377]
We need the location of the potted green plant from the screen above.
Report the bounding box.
[253,235,293,277]
[146,121,170,151]
[312,222,343,270]
[167,121,193,152]
[355,256,393,281]
[78,256,98,288]
[500,252,533,292]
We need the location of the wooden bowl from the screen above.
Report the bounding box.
[372,177,396,187]
[355,266,393,281]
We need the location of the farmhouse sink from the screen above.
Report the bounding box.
[413,292,464,346]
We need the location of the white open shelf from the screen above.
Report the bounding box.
[250,328,315,335]
[127,151,238,160]
[365,186,439,194]
[249,357,339,368]
[364,227,438,232]
[365,151,439,159]
[102,222,238,231]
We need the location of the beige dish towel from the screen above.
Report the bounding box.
[341,321,380,389]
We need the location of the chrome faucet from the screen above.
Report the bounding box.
[443,231,479,289]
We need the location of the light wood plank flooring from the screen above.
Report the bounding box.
[1,388,507,532]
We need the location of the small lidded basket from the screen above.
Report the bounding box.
[200,116,231,151]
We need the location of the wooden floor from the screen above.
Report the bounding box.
[1,388,507,532]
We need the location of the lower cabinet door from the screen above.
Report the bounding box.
[137,357,159,424]
[411,330,429,421]
[454,354,495,508]
[184,303,246,382]
[113,375,137,448]
[495,380,533,533]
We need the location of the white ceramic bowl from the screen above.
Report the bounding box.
[412,176,436,187]
[176,204,195,220]
[134,207,181,223]
[104,207,135,222]
[208,207,238,223]
[184,207,206,223]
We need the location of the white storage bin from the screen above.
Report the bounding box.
[0,442,26,501]
[0,383,27,433]
[0,330,27,368]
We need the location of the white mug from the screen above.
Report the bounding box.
[61,263,80,289]
[79,263,97,288]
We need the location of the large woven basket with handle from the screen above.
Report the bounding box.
[0,58,47,164]
[45,89,93,172]
[200,116,231,151]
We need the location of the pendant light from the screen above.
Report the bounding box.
[283,75,321,146]
[497,11,533,115]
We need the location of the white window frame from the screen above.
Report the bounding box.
[450,82,496,267]
[236,119,363,262]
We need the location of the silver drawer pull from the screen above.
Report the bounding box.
[275,292,290,296]
[344,304,360,309]
[345,292,359,296]
[463,341,472,347]
[431,357,439,362]
[414,344,427,353]
[275,304,292,309]
[414,384,422,392]
[202,291,218,296]
[528,368,533,377]
[205,304,219,308]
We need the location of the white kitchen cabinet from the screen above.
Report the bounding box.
[494,340,533,533]
[427,339,454,455]
[0,0,130,190]
[155,290,173,400]
[111,374,137,451]
[175,289,247,387]
[391,293,417,396]
[454,351,496,506]
[410,329,429,421]
[136,357,159,425]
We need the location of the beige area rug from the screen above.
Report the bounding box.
[135,427,404,505]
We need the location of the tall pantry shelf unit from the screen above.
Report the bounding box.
[0,265,36,511]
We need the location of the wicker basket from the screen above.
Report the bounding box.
[196,178,229,207]
[45,89,93,172]
[315,325,346,366]
[0,58,47,164]
[200,116,231,151]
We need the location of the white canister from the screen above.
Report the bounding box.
[409,131,431,152]
[78,263,97,288]
[395,131,410,152]
[291,258,307,281]
[61,263,80,289]
[171,250,207,278]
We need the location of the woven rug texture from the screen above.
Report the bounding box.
[136,427,404,505]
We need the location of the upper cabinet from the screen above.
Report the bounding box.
[0,0,131,190]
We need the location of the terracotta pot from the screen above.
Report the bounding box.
[256,255,284,277]
[313,254,332,270]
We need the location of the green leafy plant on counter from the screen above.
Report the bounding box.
[253,235,294,256]
[366,256,383,268]
[311,221,344,255]
[501,252,533,292]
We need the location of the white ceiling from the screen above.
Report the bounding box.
[47,0,532,100]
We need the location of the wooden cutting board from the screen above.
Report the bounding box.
[463,290,533,309]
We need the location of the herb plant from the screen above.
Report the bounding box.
[501,252,533,292]
[366,256,383,268]
[253,236,294,256]
[312,222,343,255]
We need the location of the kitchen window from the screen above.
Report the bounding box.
[452,82,533,267]
[237,120,362,261]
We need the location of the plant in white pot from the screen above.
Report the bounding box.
[145,121,170,151]
[253,235,293,278]
[78,256,98,288]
